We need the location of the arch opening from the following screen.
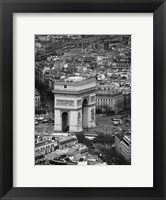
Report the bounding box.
[62,112,69,132]
[82,99,88,129]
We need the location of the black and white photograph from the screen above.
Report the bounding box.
[35,35,131,165]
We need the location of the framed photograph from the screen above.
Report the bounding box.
[0,0,166,199]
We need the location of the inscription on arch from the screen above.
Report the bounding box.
[56,99,75,107]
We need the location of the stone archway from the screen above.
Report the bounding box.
[82,99,88,129]
[62,112,69,132]
[53,78,96,132]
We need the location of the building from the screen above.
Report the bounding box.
[35,89,41,109]
[35,152,45,164]
[43,68,51,87]
[115,132,124,153]
[61,143,88,162]
[35,63,44,84]
[115,133,131,162]
[58,135,78,149]
[87,154,99,165]
[35,133,54,144]
[116,57,131,70]
[121,135,131,161]
[52,77,96,132]
[96,89,123,113]
[46,140,88,163]
[35,140,58,155]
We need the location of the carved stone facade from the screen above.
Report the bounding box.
[90,95,95,103]
[91,107,95,121]
[56,99,75,107]
[77,111,81,125]
[77,99,82,107]
[52,78,96,132]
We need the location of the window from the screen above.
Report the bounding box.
[64,85,67,88]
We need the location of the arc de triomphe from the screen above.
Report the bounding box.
[52,77,96,132]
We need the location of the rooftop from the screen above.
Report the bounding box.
[115,131,131,141]
[53,148,78,158]
[96,91,122,97]
[123,135,131,142]
[59,136,78,145]
[71,143,88,151]
[35,151,44,157]
[35,151,45,160]
[35,140,57,148]
[115,132,124,140]
[53,77,97,94]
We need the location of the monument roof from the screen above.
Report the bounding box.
[54,77,96,86]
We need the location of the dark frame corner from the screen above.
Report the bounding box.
[0,0,166,200]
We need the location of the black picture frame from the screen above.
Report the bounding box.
[0,0,166,199]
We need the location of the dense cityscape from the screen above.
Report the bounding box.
[35,35,131,165]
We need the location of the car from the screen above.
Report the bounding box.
[38,116,44,121]
[42,119,48,123]
[112,118,123,125]
[112,121,119,125]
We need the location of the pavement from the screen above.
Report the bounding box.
[35,123,54,133]
[35,115,131,136]
[83,114,131,136]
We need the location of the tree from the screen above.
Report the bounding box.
[106,108,115,116]
[115,99,124,113]
[35,109,46,115]
[123,94,131,116]
[99,147,116,165]
[96,108,102,114]
[95,133,115,146]
[75,133,91,147]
